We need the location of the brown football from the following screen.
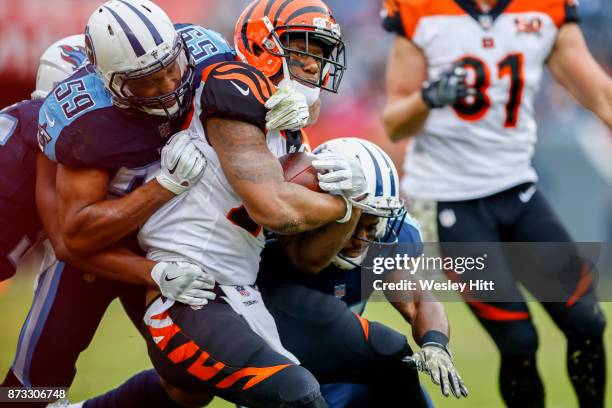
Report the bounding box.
[279,152,321,192]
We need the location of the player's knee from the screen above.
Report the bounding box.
[564,302,607,337]
[276,365,323,407]
[159,376,214,408]
[496,321,539,356]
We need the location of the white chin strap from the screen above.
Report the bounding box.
[140,101,180,117]
[282,78,321,107]
[332,248,369,270]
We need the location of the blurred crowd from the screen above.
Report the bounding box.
[0,0,610,239]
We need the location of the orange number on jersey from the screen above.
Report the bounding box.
[453,56,490,121]
[498,53,524,128]
[453,53,525,128]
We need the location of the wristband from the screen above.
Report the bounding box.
[336,195,352,224]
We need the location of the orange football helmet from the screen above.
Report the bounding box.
[234,0,346,93]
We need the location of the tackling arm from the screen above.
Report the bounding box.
[382,36,430,142]
[547,23,612,128]
[206,117,347,234]
[36,153,157,286]
[278,208,362,275]
[55,162,174,255]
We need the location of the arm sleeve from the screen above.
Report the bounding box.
[200,62,276,132]
[381,0,407,37]
[563,0,579,24]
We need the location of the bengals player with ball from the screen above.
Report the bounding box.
[381,0,611,406]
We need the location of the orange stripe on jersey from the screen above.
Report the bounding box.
[395,0,465,38]
[201,62,223,83]
[468,300,530,321]
[213,72,267,104]
[215,365,291,390]
[301,129,312,152]
[167,340,199,363]
[353,312,369,341]
[506,0,568,28]
[566,262,593,308]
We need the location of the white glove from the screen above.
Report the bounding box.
[265,84,310,131]
[151,262,216,307]
[156,131,207,195]
[408,344,468,398]
[312,151,367,200]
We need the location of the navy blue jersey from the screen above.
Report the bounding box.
[258,215,423,312]
[0,99,45,278]
[38,24,234,197]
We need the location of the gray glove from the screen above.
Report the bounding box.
[406,344,468,398]
[151,262,216,307]
[422,66,470,108]
[156,131,207,195]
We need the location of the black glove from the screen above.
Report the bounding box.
[422,66,470,109]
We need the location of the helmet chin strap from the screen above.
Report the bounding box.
[333,248,370,270]
[262,16,321,107]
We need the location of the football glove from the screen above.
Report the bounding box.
[312,151,368,223]
[265,84,310,131]
[151,262,216,307]
[406,344,468,398]
[156,131,207,195]
[422,66,471,109]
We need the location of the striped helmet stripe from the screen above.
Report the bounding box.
[377,148,396,196]
[104,6,146,57]
[284,6,329,22]
[358,141,384,197]
[118,0,164,46]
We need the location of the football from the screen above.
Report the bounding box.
[279,152,321,192]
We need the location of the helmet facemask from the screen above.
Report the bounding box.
[260,16,346,93]
[334,208,407,270]
[106,36,195,119]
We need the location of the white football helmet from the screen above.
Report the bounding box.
[84,0,194,118]
[31,34,87,99]
[314,137,406,270]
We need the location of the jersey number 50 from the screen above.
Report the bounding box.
[453,53,524,128]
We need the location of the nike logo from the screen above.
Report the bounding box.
[168,160,179,175]
[164,274,180,282]
[518,185,537,203]
[44,110,55,127]
[230,80,250,96]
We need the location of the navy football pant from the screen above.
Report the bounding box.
[2,260,146,393]
[415,183,606,407]
[260,283,429,408]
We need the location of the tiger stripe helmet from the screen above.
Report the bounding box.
[234,0,346,93]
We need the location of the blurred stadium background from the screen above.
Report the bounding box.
[0,0,610,406]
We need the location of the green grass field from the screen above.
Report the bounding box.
[1,276,610,407]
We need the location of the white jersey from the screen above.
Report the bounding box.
[139,63,310,285]
[383,0,578,201]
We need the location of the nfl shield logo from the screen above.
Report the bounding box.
[235,286,250,297]
[158,122,172,138]
[334,284,346,299]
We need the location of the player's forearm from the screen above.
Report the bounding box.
[67,245,156,286]
[280,209,361,274]
[256,184,347,234]
[401,299,450,344]
[64,180,174,255]
[382,92,430,142]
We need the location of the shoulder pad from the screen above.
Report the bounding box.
[200,61,276,131]
[38,67,112,163]
[175,23,236,70]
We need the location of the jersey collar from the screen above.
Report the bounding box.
[453,0,512,29]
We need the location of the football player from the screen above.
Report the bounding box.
[257,138,467,406]
[0,35,85,282]
[136,1,359,406]
[2,1,241,406]
[381,0,610,406]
